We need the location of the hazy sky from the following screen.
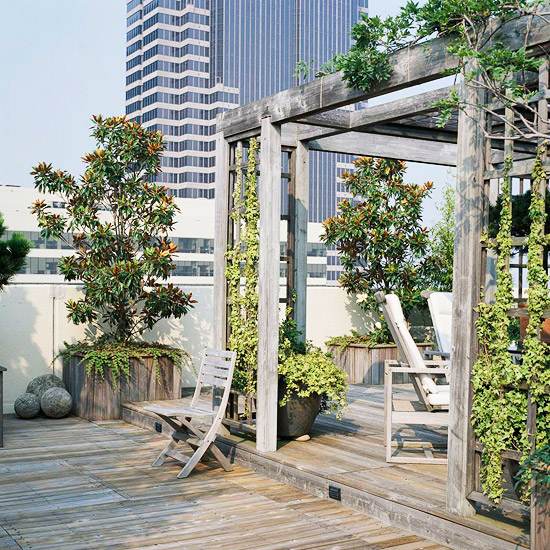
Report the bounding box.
[0,0,451,225]
[0,1,126,188]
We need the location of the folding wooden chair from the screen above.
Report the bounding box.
[144,348,236,478]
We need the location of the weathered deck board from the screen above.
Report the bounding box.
[125,384,529,549]
[0,414,447,550]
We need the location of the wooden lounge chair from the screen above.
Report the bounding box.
[375,292,449,464]
[144,348,237,478]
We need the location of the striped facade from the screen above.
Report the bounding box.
[125,0,368,280]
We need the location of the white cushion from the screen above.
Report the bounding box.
[427,292,453,355]
[426,389,450,406]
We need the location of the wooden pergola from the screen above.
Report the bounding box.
[213,12,549,519]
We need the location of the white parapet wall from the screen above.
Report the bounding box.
[0,283,366,413]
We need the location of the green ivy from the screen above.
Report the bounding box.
[523,145,550,452]
[226,139,260,396]
[473,147,550,502]
[472,156,521,502]
[334,1,544,138]
[60,340,189,387]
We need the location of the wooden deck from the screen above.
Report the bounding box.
[124,385,530,550]
[0,413,449,550]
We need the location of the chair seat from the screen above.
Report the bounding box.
[144,404,215,417]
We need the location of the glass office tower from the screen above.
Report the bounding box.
[125,0,368,228]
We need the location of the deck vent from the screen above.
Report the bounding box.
[154,421,162,433]
[328,485,341,501]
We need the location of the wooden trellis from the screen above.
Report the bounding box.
[212,11,550,538]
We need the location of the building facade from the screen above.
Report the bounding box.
[0,185,328,285]
[125,0,368,229]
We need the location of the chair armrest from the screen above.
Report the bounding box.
[424,350,451,359]
[386,366,449,375]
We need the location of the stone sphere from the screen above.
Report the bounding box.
[41,387,72,419]
[27,374,65,400]
[14,393,41,419]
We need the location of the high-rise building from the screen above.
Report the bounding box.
[125,0,367,258]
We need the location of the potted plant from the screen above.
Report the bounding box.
[277,314,348,439]
[30,115,196,420]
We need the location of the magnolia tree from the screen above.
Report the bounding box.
[0,214,30,290]
[31,115,195,343]
[322,157,432,320]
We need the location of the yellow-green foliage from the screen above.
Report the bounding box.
[472,156,520,502]
[523,146,550,450]
[226,139,260,396]
[62,341,189,387]
[278,347,348,418]
[473,147,550,502]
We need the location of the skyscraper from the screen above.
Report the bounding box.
[125,0,368,224]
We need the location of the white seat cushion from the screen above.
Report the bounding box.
[144,404,214,417]
[426,390,450,407]
[428,292,453,356]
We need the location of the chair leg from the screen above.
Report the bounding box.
[152,437,179,467]
[177,439,211,479]
[207,442,234,472]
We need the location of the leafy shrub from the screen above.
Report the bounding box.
[0,214,30,290]
[322,157,432,317]
[278,346,348,418]
[31,115,195,343]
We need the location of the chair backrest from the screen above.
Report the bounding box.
[375,292,439,398]
[191,349,236,413]
[427,292,453,355]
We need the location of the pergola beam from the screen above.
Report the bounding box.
[219,36,458,137]
[308,132,457,166]
[349,87,453,130]
[218,13,550,137]
[296,110,351,130]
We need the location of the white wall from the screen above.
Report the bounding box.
[0,282,365,413]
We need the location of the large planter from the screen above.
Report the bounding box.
[328,343,432,385]
[277,378,321,439]
[63,354,180,420]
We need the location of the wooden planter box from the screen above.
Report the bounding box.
[63,354,180,421]
[327,343,432,385]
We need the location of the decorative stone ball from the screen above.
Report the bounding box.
[41,387,72,419]
[14,393,41,419]
[27,374,65,400]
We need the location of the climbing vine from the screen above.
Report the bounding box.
[472,157,525,501]
[473,144,550,502]
[523,145,550,450]
[226,139,260,396]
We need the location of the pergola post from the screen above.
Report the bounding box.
[446,72,485,517]
[213,131,230,350]
[256,116,281,453]
[293,140,309,340]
